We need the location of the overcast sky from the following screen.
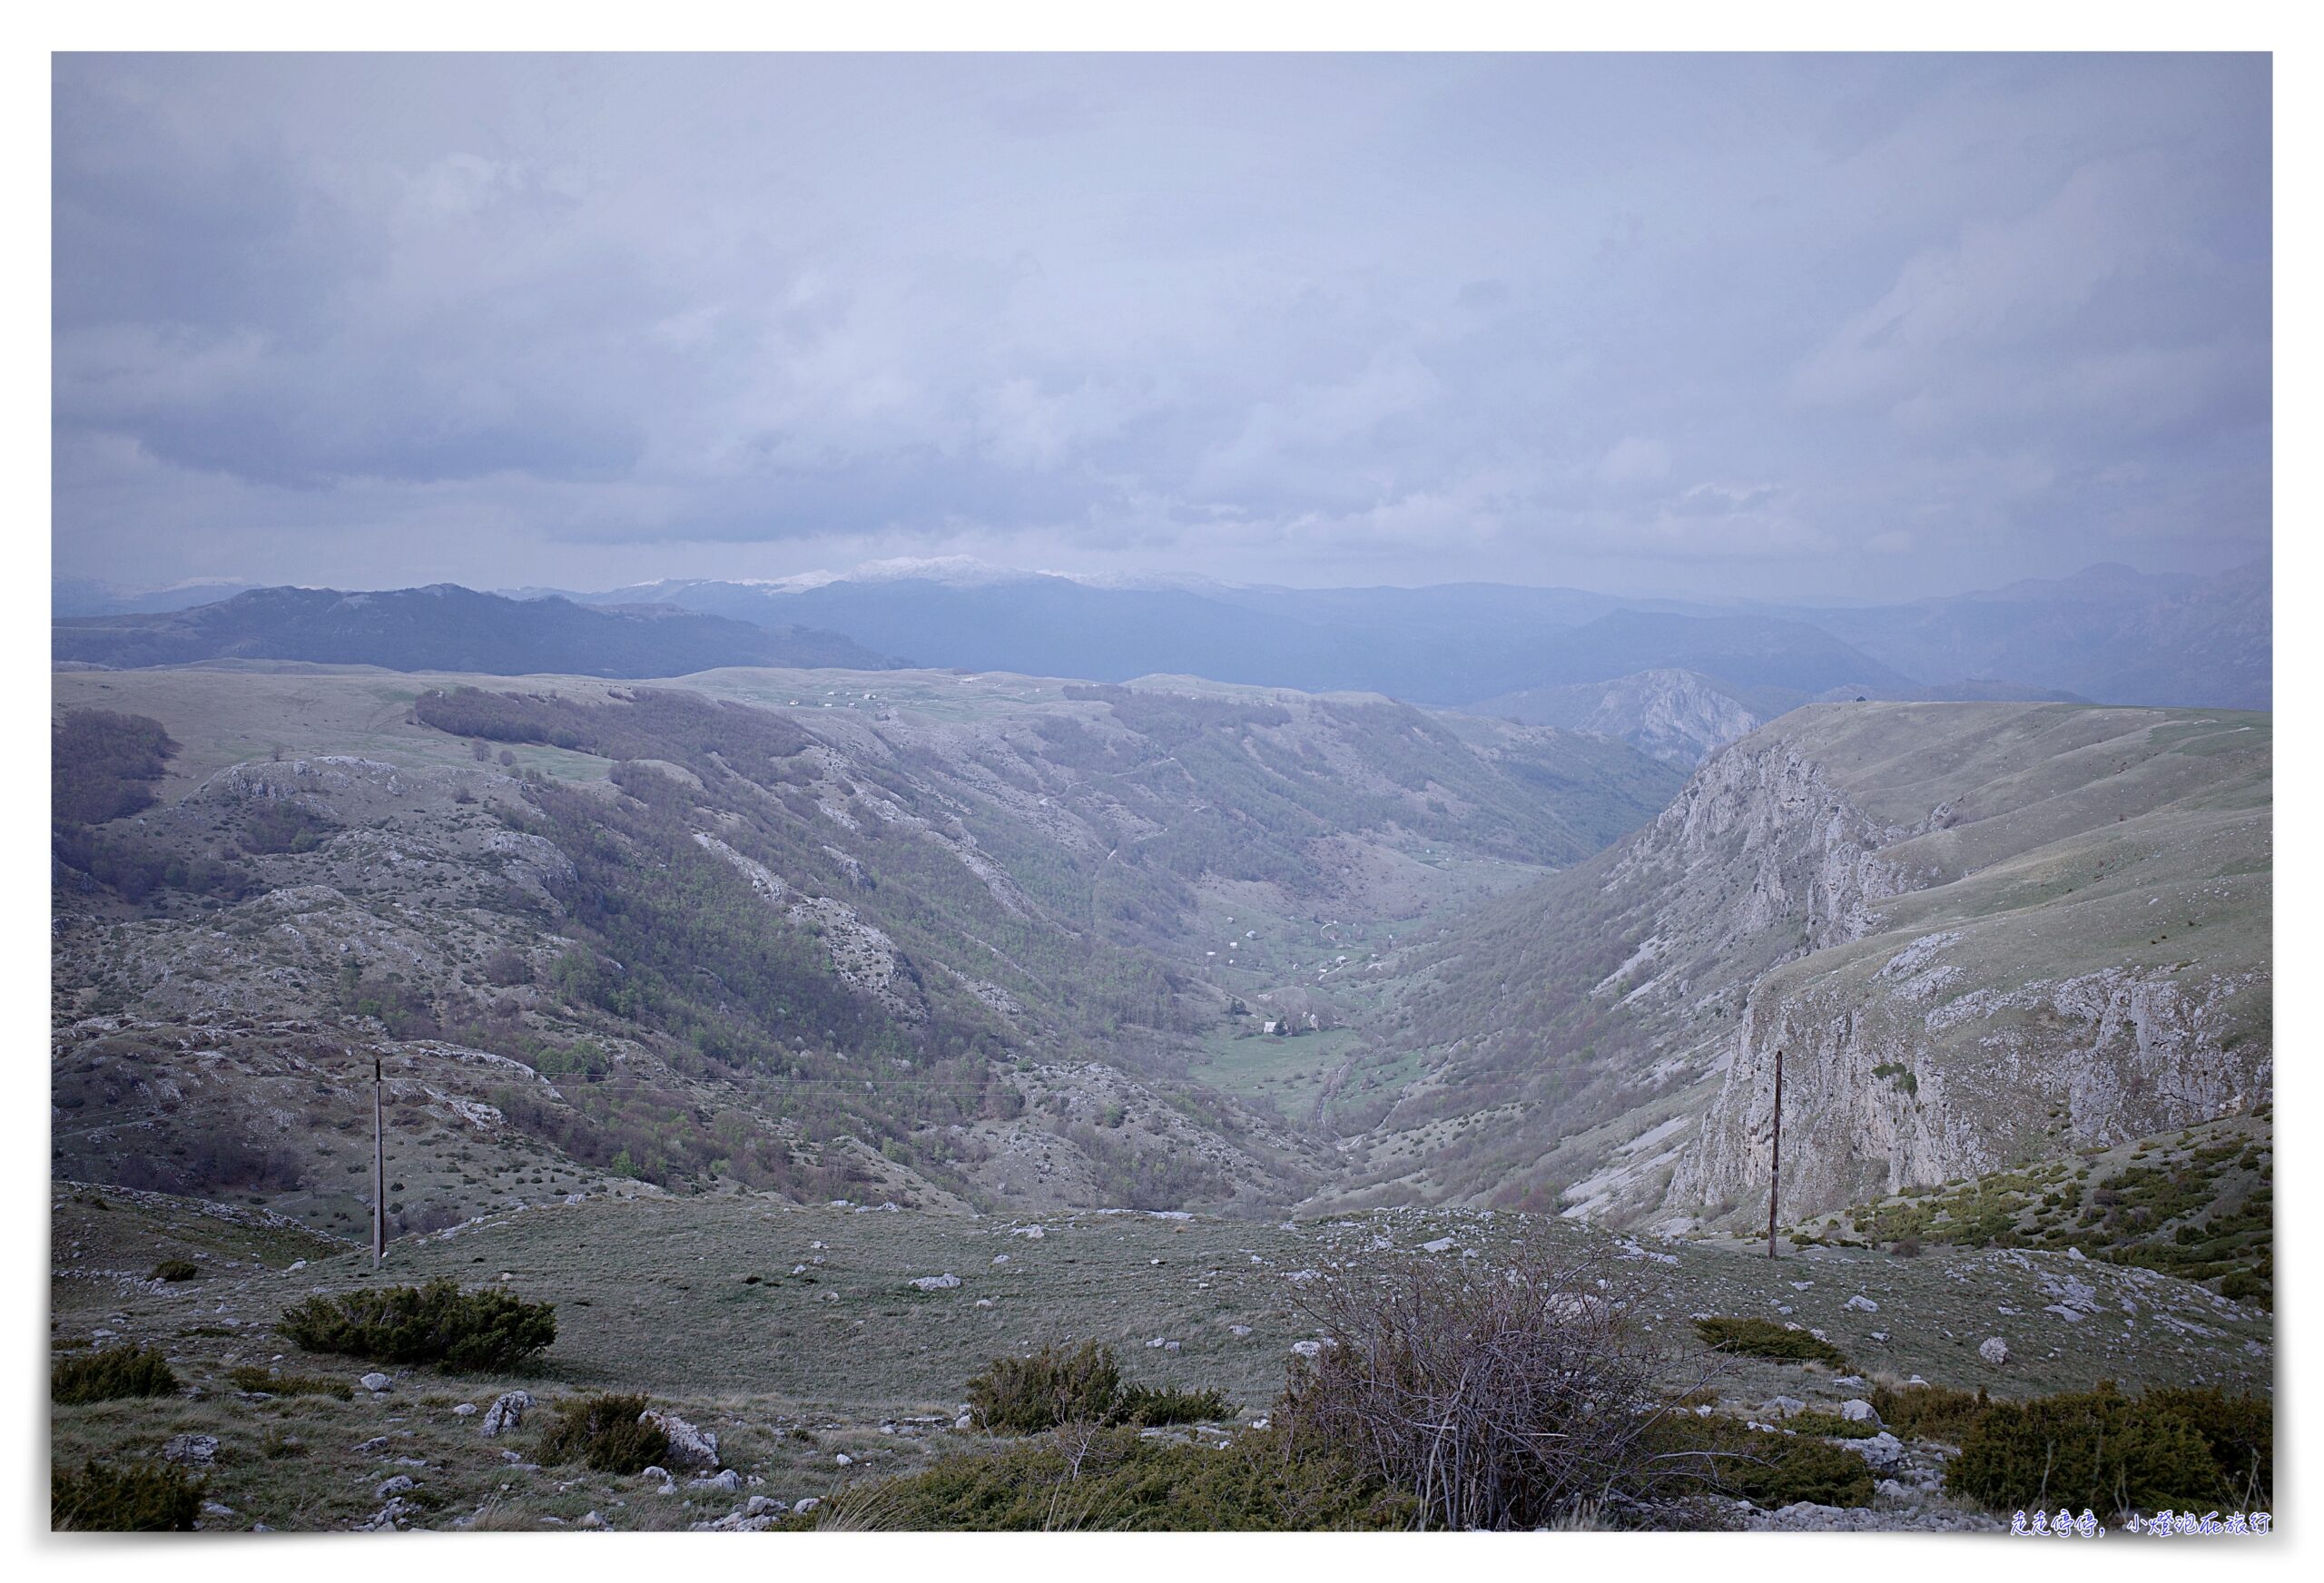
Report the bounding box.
[53,52,2270,600]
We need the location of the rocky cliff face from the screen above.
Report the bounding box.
[1651,708,2273,1230]
[1466,668,1764,764]
[1669,950,2271,1226]
[1354,702,2272,1232]
[1603,730,1915,956]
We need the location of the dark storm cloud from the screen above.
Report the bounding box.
[51,52,2270,595]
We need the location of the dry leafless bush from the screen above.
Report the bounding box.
[1276,1234,1722,1529]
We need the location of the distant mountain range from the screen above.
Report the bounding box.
[1797,559,2271,712]
[51,558,2268,749]
[52,578,264,617]
[566,571,1938,712]
[52,584,897,676]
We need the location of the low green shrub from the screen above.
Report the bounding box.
[1722,1432,1876,1509]
[224,1364,353,1400]
[964,1344,1237,1435]
[2142,1386,2272,1499]
[1869,1381,1989,1441]
[2219,1269,2268,1303]
[966,1342,1125,1432]
[277,1278,556,1371]
[150,1259,200,1283]
[1691,1316,1849,1368]
[787,1425,1414,1531]
[53,1345,179,1405]
[1111,1382,1236,1428]
[1647,1414,1876,1509]
[1783,1409,1878,1440]
[52,1459,205,1531]
[537,1392,670,1475]
[1945,1381,2270,1514]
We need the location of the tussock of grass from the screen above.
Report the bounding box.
[52,1459,205,1531]
[53,1345,179,1405]
[537,1392,670,1475]
[225,1364,353,1400]
[1869,1381,1988,1440]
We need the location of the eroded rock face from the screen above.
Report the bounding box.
[1610,738,1913,952]
[1640,708,2271,1230]
[1669,936,2270,1223]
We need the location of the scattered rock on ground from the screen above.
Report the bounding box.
[359,1497,422,1532]
[640,1408,720,1470]
[163,1433,220,1465]
[1748,1500,2002,1533]
[481,1391,533,1438]
[1845,1432,1908,1475]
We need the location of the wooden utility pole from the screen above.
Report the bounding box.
[1766,1047,1784,1259]
[372,1053,386,1271]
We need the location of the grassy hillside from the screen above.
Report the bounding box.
[1798,1111,2273,1306]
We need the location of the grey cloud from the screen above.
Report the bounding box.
[52,52,2270,598]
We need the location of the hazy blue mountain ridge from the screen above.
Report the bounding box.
[53,584,899,676]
